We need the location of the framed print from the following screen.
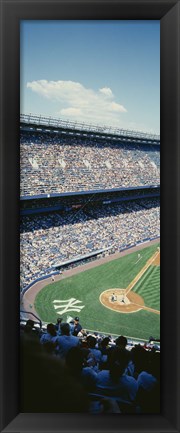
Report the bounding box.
[0,0,180,432]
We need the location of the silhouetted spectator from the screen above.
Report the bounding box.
[56,322,80,358]
[135,350,160,413]
[96,348,137,405]
[65,346,97,392]
[55,317,63,335]
[40,323,58,345]
[20,335,89,412]
[87,335,102,369]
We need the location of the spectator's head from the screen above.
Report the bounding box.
[101,337,110,348]
[60,322,70,336]
[26,319,34,328]
[47,323,57,337]
[148,335,155,343]
[131,345,148,373]
[116,335,127,348]
[74,316,80,325]
[109,348,130,382]
[23,320,39,340]
[56,317,63,325]
[87,335,97,349]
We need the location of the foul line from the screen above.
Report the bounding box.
[134,256,142,265]
[125,250,160,296]
[131,302,160,315]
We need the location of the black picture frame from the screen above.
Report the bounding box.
[0,0,179,432]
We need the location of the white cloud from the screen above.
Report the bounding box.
[27,80,127,126]
[99,87,113,98]
[110,102,126,112]
[61,107,82,116]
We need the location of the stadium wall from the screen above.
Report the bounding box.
[20,187,160,216]
[21,185,160,202]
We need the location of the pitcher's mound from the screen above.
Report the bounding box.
[99,289,145,313]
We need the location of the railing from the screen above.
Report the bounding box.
[19,317,160,346]
[20,310,42,328]
[20,113,160,142]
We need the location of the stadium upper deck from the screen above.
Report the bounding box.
[20,114,160,198]
[20,114,160,145]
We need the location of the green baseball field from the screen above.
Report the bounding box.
[34,242,160,341]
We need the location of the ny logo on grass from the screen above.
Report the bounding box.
[53,298,85,315]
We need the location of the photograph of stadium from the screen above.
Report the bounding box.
[20,20,160,414]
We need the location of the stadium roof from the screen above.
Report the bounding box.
[20,113,160,144]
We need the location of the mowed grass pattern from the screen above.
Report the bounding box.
[133,265,160,310]
[35,243,160,340]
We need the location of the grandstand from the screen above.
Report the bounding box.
[20,114,160,413]
[20,114,160,196]
[20,114,160,290]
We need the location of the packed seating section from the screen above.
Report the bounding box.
[20,198,160,289]
[20,132,160,196]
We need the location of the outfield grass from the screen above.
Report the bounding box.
[35,242,160,340]
[133,265,160,310]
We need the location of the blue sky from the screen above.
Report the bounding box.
[20,20,160,134]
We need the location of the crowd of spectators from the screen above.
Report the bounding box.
[20,318,160,413]
[20,131,160,413]
[20,198,160,289]
[20,132,160,196]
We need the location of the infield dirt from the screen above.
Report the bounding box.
[99,250,160,315]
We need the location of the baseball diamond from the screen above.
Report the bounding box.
[99,249,160,315]
[22,240,160,340]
